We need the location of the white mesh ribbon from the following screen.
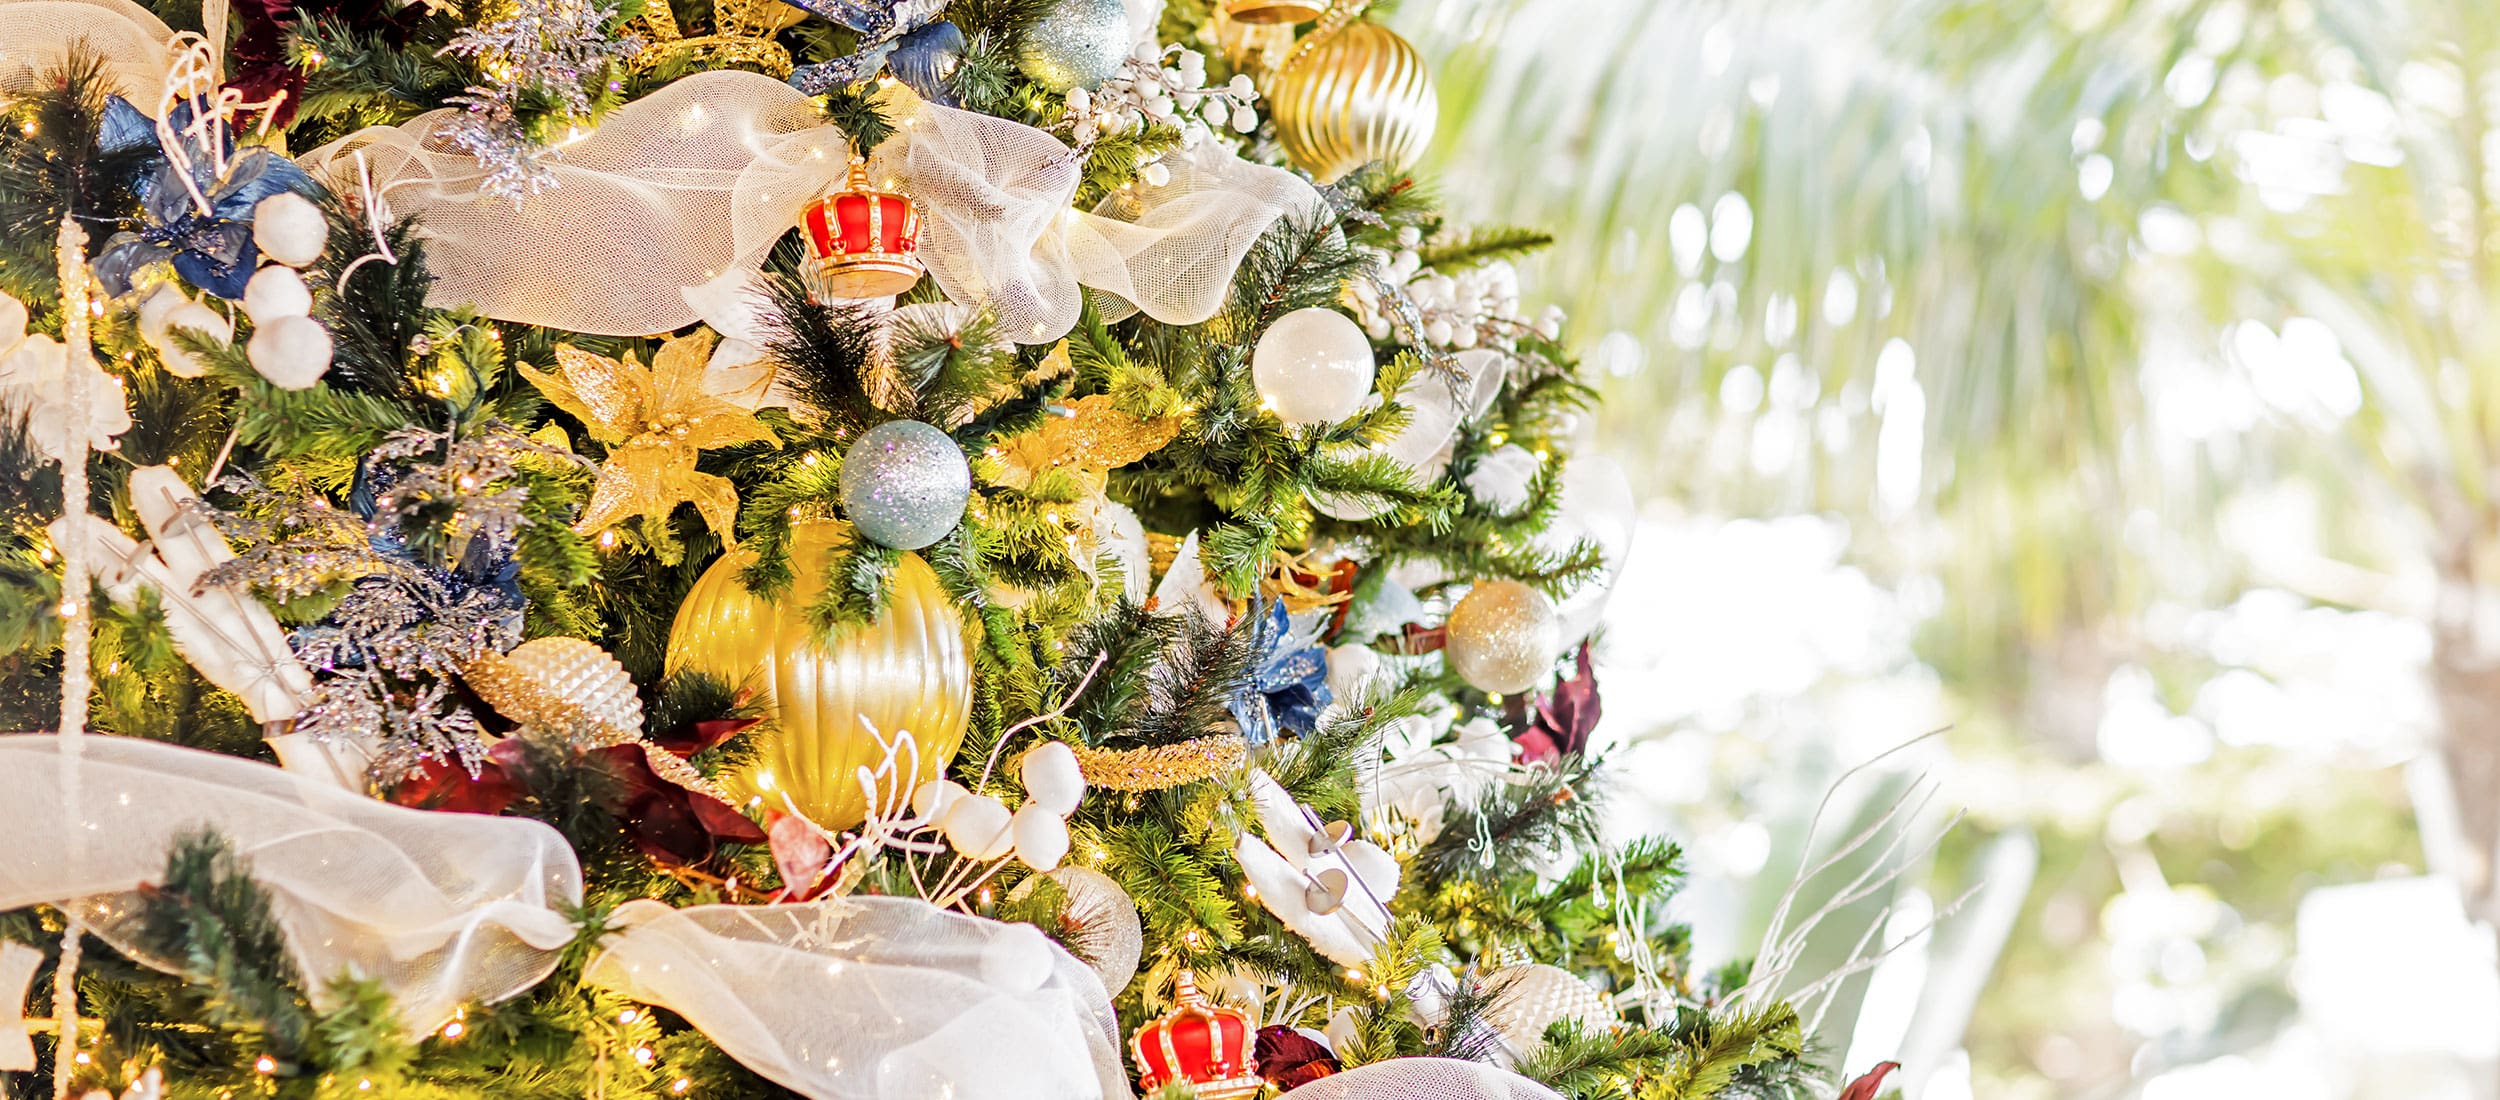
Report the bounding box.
[298,73,1314,341]
[1279,1058,1567,1100]
[860,97,1321,342]
[299,71,828,336]
[584,898,1128,1100]
[0,0,173,100]
[0,734,582,1032]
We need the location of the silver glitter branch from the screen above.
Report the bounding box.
[438,0,642,202]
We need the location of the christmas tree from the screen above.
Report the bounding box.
[0,1,1860,1097]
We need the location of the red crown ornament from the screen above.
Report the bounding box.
[799,155,924,302]
[1131,970,1265,1099]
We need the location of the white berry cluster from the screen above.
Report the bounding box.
[1351,228,1567,351]
[1063,43,1259,186]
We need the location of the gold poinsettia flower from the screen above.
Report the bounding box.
[522,330,777,543]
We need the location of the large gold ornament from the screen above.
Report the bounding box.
[1267,19,1438,182]
[523,331,777,545]
[664,520,972,830]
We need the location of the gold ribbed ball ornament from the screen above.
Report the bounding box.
[1267,19,1438,182]
[1223,0,1326,24]
[664,519,972,830]
[466,637,646,741]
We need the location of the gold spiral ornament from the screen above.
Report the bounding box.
[664,519,972,831]
[1267,19,1438,183]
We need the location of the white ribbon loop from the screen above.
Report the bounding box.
[584,898,1128,1100]
[0,734,582,1034]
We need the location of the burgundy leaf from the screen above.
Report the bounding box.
[1255,1025,1339,1090]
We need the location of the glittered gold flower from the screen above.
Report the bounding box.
[523,330,776,543]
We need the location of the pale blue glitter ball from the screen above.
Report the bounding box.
[1015,0,1130,92]
[839,420,971,550]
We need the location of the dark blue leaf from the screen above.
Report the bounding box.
[888,21,966,106]
[91,235,171,297]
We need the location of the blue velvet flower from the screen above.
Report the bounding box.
[780,1,968,105]
[1229,596,1335,746]
[90,95,323,300]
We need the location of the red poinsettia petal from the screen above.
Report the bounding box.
[767,811,833,900]
[1838,1061,1901,1100]
[649,717,761,759]
[688,791,767,845]
[387,757,522,816]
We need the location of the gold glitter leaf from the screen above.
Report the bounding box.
[992,394,1181,490]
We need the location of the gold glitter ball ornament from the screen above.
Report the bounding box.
[465,637,646,742]
[1479,963,1619,1063]
[665,519,972,831]
[1443,579,1561,695]
[1267,19,1438,182]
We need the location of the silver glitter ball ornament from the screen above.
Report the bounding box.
[1444,579,1561,695]
[1015,0,1130,92]
[839,419,971,550]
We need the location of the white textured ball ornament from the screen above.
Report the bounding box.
[251,192,327,267]
[941,793,1016,860]
[246,314,332,391]
[913,778,969,821]
[1252,308,1376,426]
[1443,580,1561,695]
[154,301,232,379]
[242,265,312,324]
[1480,964,1619,1065]
[1011,803,1071,871]
[978,921,1056,993]
[1019,741,1087,816]
[137,285,186,336]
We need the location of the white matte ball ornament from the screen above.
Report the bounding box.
[941,793,1016,860]
[251,192,327,268]
[246,314,332,390]
[155,302,232,379]
[1019,741,1086,816]
[1011,804,1071,871]
[1443,579,1562,695]
[1252,308,1376,426]
[242,265,312,324]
